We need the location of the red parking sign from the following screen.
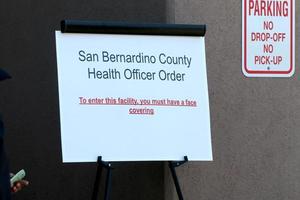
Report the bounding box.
[242,0,295,77]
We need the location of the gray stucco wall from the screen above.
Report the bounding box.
[0,1,166,200]
[166,0,300,200]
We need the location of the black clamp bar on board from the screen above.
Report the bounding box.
[61,20,206,36]
[168,156,189,200]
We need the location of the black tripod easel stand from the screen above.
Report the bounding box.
[92,156,189,200]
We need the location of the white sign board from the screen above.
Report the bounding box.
[242,0,295,77]
[55,31,212,162]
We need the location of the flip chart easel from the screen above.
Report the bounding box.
[59,19,207,200]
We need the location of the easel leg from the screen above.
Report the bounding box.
[92,156,104,200]
[169,162,184,200]
[168,156,188,200]
[92,156,113,200]
[104,166,112,200]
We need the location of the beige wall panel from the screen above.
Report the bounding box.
[166,0,300,199]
